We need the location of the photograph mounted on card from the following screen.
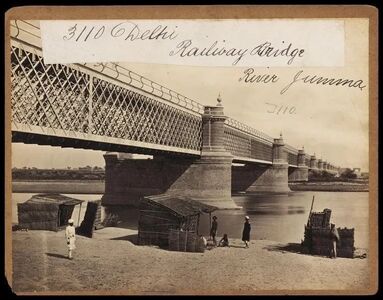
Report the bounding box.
[4,5,378,296]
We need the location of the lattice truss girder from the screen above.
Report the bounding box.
[286,151,298,166]
[11,47,90,133]
[11,46,202,152]
[91,78,202,150]
[224,127,273,161]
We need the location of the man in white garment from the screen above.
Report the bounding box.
[65,219,76,259]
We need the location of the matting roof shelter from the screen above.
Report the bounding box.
[17,194,84,231]
[138,194,217,247]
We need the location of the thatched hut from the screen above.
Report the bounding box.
[138,194,217,250]
[17,194,84,231]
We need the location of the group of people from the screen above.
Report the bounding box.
[65,214,340,258]
[63,215,251,259]
[65,215,341,258]
[209,215,251,249]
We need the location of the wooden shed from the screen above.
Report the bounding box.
[138,194,217,248]
[17,194,84,231]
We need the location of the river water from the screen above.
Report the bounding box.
[11,191,369,248]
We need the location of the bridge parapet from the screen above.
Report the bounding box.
[284,143,299,166]
[223,118,274,163]
[10,20,203,155]
[10,20,205,115]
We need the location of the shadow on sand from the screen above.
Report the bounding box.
[110,233,138,244]
[264,243,368,259]
[45,252,68,259]
[263,243,305,255]
[226,245,247,249]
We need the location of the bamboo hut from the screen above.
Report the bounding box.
[138,194,217,251]
[17,194,84,231]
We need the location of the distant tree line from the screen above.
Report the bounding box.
[308,171,333,181]
[308,168,366,182]
[12,168,105,180]
[340,168,358,179]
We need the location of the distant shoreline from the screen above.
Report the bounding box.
[12,180,105,194]
[289,182,369,192]
[12,180,368,194]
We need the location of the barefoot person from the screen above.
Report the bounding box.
[329,223,340,258]
[65,219,76,259]
[218,233,229,247]
[242,216,251,248]
[210,216,218,246]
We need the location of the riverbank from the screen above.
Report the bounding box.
[12,180,105,194]
[11,227,370,295]
[12,180,369,194]
[289,182,368,192]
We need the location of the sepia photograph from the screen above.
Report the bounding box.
[4,5,378,295]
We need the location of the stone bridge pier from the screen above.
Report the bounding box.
[308,154,320,178]
[288,149,309,182]
[318,159,324,170]
[232,134,291,193]
[102,100,239,209]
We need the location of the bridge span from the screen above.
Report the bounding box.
[10,20,340,209]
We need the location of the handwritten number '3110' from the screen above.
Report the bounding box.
[265,102,296,115]
[63,24,105,42]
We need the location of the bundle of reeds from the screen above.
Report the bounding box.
[311,229,332,256]
[337,227,355,258]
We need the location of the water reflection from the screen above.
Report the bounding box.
[198,191,369,248]
[12,191,369,248]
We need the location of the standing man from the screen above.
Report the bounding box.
[65,219,76,259]
[242,216,251,248]
[329,223,340,258]
[210,216,218,246]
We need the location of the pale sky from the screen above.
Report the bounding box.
[11,19,369,171]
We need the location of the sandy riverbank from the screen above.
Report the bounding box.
[10,227,371,295]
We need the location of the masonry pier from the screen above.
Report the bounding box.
[288,149,309,182]
[102,100,239,210]
[232,134,291,193]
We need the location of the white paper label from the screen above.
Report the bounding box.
[40,19,344,67]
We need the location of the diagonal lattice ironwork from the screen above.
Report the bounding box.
[224,118,273,162]
[10,20,324,164]
[11,46,90,134]
[11,43,203,153]
[286,152,298,166]
[305,154,311,167]
[283,143,298,166]
[90,77,202,149]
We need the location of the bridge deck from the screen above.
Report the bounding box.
[9,20,337,171]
